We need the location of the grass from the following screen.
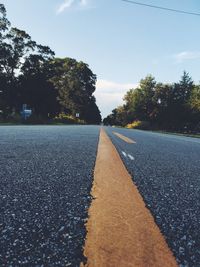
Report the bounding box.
[111,124,200,139]
[0,121,84,126]
[152,130,200,139]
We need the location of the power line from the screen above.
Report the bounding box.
[121,0,200,16]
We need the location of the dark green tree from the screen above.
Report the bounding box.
[167,72,194,130]
[0,4,102,123]
[0,3,59,119]
[188,85,200,131]
[18,45,58,118]
[83,96,102,124]
[51,58,101,124]
[0,5,37,115]
[123,75,157,122]
[153,83,175,129]
[0,4,10,117]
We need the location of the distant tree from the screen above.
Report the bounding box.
[83,96,102,124]
[123,89,136,122]
[190,85,200,111]
[0,4,10,39]
[104,72,200,132]
[123,75,157,122]
[3,28,36,79]
[0,3,59,118]
[188,85,200,131]
[178,71,194,102]
[153,83,175,129]
[168,72,194,130]
[0,4,102,123]
[103,106,127,126]
[18,47,58,118]
[114,106,128,126]
[103,109,117,125]
[51,58,101,124]
[0,4,37,114]
[0,4,11,117]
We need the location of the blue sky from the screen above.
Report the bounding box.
[2,0,200,117]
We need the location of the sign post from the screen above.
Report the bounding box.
[21,104,32,120]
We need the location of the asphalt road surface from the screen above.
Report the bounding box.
[0,125,100,267]
[1,125,200,267]
[105,127,200,267]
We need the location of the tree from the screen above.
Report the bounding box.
[103,106,127,126]
[0,3,58,118]
[167,72,194,130]
[18,48,58,118]
[51,58,101,124]
[83,96,102,124]
[123,75,157,122]
[188,85,200,131]
[178,71,194,102]
[0,4,38,114]
[190,85,200,111]
[153,83,175,129]
[0,4,10,117]
[0,4,10,39]
[0,4,102,123]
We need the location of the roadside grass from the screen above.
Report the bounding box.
[0,121,100,126]
[109,125,200,139]
[0,122,22,126]
[151,130,200,139]
[0,121,85,126]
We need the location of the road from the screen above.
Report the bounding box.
[0,125,200,266]
[0,125,100,267]
[105,127,200,267]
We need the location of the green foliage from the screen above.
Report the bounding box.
[50,58,101,124]
[103,106,127,126]
[124,75,157,122]
[0,4,10,38]
[0,4,101,124]
[5,112,21,123]
[126,120,150,130]
[19,53,58,118]
[190,85,200,111]
[104,72,200,133]
[54,113,85,125]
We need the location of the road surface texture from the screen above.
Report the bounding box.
[83,129,177,267]
[105,127,200,267]
[0,125,100,267]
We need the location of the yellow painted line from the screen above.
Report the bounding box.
[113,131,136,144]
[82,128,177,267]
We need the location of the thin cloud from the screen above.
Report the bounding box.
[57,0,89,14]
[95,79,137,118]
[96,79,136,93]
[174,51,200,63]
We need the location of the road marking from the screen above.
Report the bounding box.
[82,128,177,267]
[122,151,127,157]
[128,154,135,160]
[113,131,136,144]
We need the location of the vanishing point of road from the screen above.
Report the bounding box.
[0,125,200,267]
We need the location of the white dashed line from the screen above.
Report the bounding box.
[128,154,135,161]
[122,151,127,157]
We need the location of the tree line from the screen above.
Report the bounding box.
[103,72,200,133]
[0,4,101,124]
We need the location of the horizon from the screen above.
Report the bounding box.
[1,0,200,118]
